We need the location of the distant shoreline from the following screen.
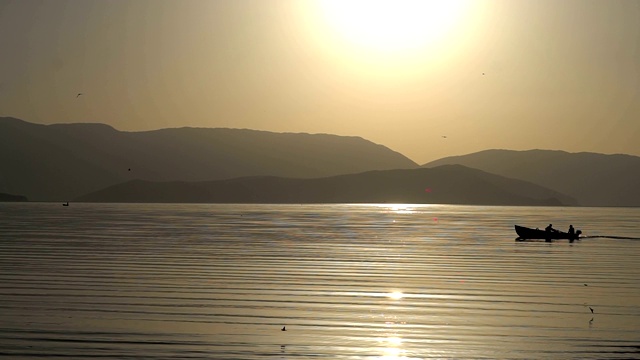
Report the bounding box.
[7,201,639,209]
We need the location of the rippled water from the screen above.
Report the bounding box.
[1,203,639,359]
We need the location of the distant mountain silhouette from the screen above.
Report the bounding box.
[76,165,576,206]
[0,117,417,201]
[0,192,27,202]
[424,149,640,206]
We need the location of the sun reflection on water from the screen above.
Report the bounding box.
[377,336,407,359]
[389,205,415,214]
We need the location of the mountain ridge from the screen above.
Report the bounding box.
[424,149,640,206]
[0,117,417,201]
[4,117,636,206]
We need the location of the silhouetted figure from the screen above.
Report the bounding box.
[281,326,286,331]
[545,223,555,242]
[62,201,69,206]
[76,93,83,98]
[589,307,594,314]
[566,224,576,242]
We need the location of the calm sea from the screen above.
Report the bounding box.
[1,203,639,359]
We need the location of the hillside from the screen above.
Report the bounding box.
[424,149,640,206]
[76,165,576,206]
[0,117,417,201]
[0,192,27,202]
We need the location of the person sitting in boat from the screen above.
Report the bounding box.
[544,224,557,242]
[568,225,575,237]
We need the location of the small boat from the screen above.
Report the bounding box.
[515,225,581,241]
[62,201,69,206]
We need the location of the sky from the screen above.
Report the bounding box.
[1,0,639,164]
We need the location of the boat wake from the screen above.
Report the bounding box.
[581,235,640,240]
[516,235,640,241]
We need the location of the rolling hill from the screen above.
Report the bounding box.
[76,165,577,206]
[424,149,640,206]
[0,192,27,202]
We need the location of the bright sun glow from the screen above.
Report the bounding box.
[314,0,470,54]
[297,0,475,79]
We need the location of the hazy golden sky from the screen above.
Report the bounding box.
[1,0,639,164]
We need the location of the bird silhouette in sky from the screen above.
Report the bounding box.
[76,93,83,98]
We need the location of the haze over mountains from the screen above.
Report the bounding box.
[425,149,640,207]
[2,117,637,206]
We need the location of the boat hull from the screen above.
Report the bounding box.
[515,225,578,241]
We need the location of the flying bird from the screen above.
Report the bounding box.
[76,93,83,98]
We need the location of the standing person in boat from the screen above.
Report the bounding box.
[568,225,575,238]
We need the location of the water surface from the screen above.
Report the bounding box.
[1,203,639,359]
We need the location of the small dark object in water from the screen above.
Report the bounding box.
[62,201,69,206]
[281,326,286,331]
[584,283,588,286]
[589,307,594,314]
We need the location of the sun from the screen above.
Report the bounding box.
[294,0,475,79]
[311,0,470,55]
